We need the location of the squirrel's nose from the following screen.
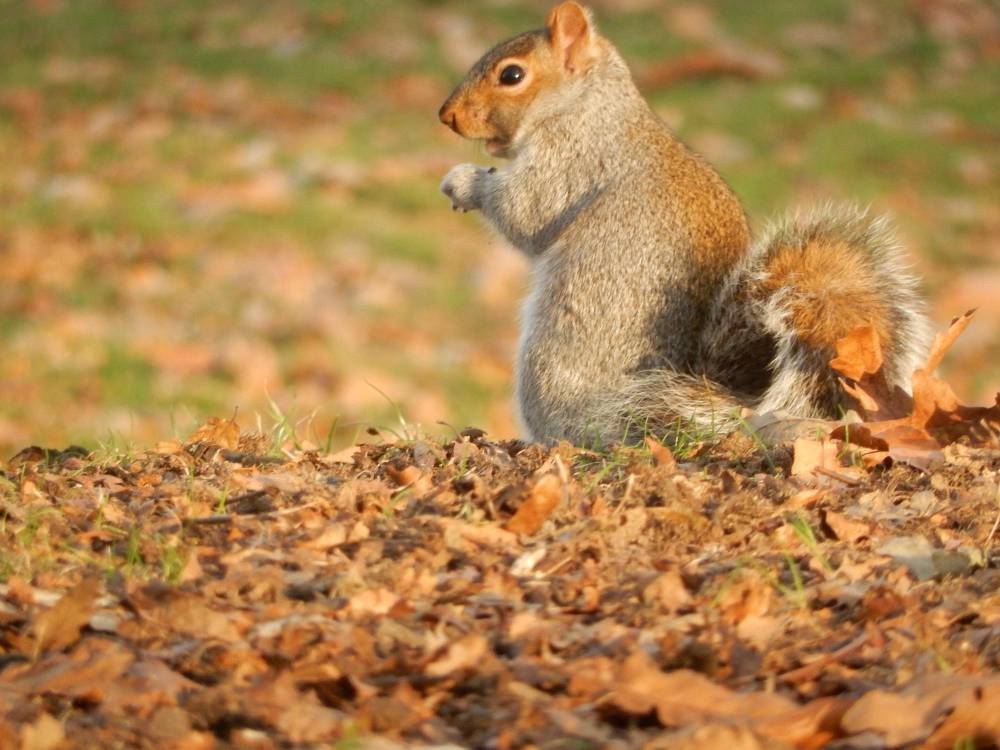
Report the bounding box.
[438,102,459,133]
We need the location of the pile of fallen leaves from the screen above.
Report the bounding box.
[1,318,999,750]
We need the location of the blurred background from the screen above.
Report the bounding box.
[0,0,997,457]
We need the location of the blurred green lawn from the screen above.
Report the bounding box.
[0,0,997,456]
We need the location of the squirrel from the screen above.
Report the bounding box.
[438,1,931,447]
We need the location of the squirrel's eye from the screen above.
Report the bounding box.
[499,64,525,86]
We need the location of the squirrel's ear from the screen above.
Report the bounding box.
[546,2,597,74]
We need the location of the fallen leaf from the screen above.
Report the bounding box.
[830,324,913,420]
[425,634,489,678]
[831,312,1000,463]
[821,510,871,543]
[877,535,975,580]
[506,474,562,535]
[188,413,240,450]
[645,435,677,472]
[829,324,882,381]
[30,576,100,657]
[841,674,1000,747]
[3,638,135,700]
[791,438,843,477]
[643,724,773,750]
[642,570,692,613]
[19,713,64,750]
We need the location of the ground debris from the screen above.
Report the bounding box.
[0,424,997,748]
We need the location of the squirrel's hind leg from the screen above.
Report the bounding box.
[751,204,931,417]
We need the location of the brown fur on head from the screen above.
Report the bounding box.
[438,2,600,158]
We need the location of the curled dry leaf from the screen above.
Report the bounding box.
[645,435,677,472]
[612,651,843,747]
[505,473,562,535]
[30,576,100,657]
[642,569,692,613]
[829,324,883,381]
[187,413,240,450]
[840,674,1000,747]
[830,312,1000,469]
[820,509,871,543]
[791,438,843,477]
[19,713,64,750]
[425,634,489,678]
[830,324,913,421]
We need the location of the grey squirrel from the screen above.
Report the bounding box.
[439,1,931,446]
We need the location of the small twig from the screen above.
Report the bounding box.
[777,632,869,684]
[183,514,233,526]
[541,556,574,577]
[814,466,862,486]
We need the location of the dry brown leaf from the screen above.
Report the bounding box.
[141,592,247,642]
[791,438,843,477]
[615,653,848,748]
[821,509,871,543]
[841,674,1000,747]
[830,312,999,467]
[154,440,185,455]
[642,570,692,614]
[241,672,344,744]
[751,697,849,749]
[924,309,975,373]
[303,524,348,551]
[643,724,777,750]
[30,576,100,657]
[736,614,783,650]
[328,445,360,464]
[102,659,202,715]
[347,588,400,617]
[830,325,913,421]
[19,713,64,750]
[613,651,799,730]
[716,569,773,625]
[645,435,677,472]
[920,678,1000,749]
[3,638,135,700]
[425,634,489,678]
[386,464,432,494]
[187,413,240,450]
[437,517,519,550]
[505,474,562,535]
[829,324,883,381]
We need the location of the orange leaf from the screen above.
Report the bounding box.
[791,438,843,477]
[187,413,240,450]
[923,308,975,373]
[506,474,562,535]
[830,326,912,421]
[644,435,677,472]
[829,324,883,381]
[30,576,100,657]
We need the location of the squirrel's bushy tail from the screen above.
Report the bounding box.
[586,370,747,446]
[593,205,932,446]
[707,203,932,419]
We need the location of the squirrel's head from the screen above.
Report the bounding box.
[438,1,602,158]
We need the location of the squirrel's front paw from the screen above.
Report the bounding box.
[440,163,486,212]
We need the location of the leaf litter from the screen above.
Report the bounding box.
[0,319,999,748]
